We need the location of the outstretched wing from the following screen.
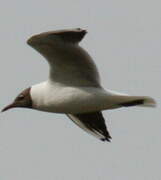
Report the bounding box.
[27,28,101,87]
[67,112,111,141]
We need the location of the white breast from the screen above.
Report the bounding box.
[30,81,114,114]
[30,81,156,114]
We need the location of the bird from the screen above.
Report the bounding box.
[2,28,156,142]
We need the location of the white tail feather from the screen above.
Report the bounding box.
[139,96,156,107]
[117,95,156,108]
[107,90,156,108]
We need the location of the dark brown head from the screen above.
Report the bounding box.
[2,87,32,112]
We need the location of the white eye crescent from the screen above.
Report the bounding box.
[18,94,24,100]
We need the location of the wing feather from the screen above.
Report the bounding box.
[27,29,101,87]
[67,112,111,141]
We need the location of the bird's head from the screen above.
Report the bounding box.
[2,88,32,112]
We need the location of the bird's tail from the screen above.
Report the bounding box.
[106,90,156,108]
[118,96,156,107]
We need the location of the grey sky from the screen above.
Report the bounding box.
[0,0,161,179]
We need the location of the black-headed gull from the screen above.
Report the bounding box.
[2,28,156,141]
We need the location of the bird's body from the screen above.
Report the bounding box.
[31,81,121,113]
[31,81,108,114]
[2,28,156,142]
[31,81,154,114]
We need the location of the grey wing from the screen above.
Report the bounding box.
[27,29,101,87]
[67,112,111,142]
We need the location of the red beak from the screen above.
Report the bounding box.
[1,103,16,112]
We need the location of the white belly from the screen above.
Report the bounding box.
[31,82,114,114]
[31,81,154,114]
[43,87,112,113]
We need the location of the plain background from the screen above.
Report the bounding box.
[0,0,160,180]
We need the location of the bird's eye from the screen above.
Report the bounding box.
[18,94,24,100]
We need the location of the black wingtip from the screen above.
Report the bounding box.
[119,99,144,107]
[100,137,112,142]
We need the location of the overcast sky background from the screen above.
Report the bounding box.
[0,0,161,180]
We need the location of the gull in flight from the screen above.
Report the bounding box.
[2,28,156,141]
